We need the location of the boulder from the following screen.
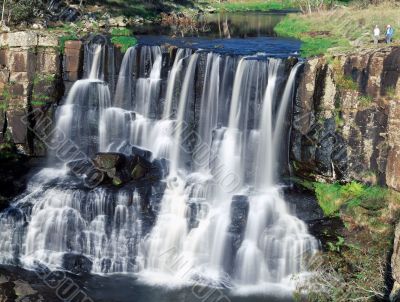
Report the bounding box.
[131,156,152,181]
[62,253,92,274]
[94,152,125,170]
[131,145,152,161]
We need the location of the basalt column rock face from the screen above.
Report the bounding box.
[292,46,400,190]
[0,31,63,156]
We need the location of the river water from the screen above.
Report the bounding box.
[0,11,318,302]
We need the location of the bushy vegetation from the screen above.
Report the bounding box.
[296,180,400,301]
[1,0,46,25]
[274,1,400,57]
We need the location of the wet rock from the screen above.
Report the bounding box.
[131,145,152,161]
[0,145,30,208]
[229,195,249,235]
[284,186,324,222]
[187,202,200,229]
[150,158,169,180]
[62,253,92,274]
[94,152,125,170]
[66,158,93,176]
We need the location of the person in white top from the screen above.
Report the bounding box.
[373,25,380,45]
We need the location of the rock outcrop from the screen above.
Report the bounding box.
[0,31,62,156]
[292,46,400,191]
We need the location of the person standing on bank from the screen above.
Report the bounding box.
[386,25,394,43]
[373,25,380,44]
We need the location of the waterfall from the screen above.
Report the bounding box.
[255,58,282,188]
[169,53,199,174]
[114,46,137,109]
[0,43,318,292]
[163,49,191,119]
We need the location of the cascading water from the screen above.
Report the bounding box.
[0,42,318,292]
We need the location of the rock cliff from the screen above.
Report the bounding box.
[292,46,400,192]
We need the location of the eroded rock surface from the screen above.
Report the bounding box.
[292,46,400,191]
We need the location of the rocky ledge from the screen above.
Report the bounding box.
[292,46,400,190]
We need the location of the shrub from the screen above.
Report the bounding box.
[4,0,46,25]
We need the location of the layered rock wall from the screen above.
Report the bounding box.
[0,31,64,155]
[292,46,400,192]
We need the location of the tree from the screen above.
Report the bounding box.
[1,0,6,26]
[294,0,329,13]
[1,0,46,25]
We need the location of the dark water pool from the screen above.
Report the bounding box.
[132,11,290,38]
[0,265,295,302]
[137,35,300,56]
[134,11,300,57]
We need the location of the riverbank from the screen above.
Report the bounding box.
[274,2,400,57]
[292,180,397,301]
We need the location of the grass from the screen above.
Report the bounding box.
[331,58,358,90]
[274,14,350,57]
[111,28,133,36]
[111,36,137,53]
[274,2,400,57]
[297,180,400,301]
[109,27,137,53]
[314,181,390,216]
[209,0,295,12]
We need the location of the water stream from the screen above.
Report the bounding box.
[0,26,318,300]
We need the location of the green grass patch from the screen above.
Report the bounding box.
[111,36,137,53]
[274,15,350,57]
[31,101,47,106]
[301,36,348,58]
[211,0,295,12]
[111,28,133,36]
[314,181,389,216]
[274,2,400,57]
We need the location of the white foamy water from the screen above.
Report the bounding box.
[0,44,318,294]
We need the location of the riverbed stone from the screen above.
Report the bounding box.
[94,152,125,170]
[62,253,93,274]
